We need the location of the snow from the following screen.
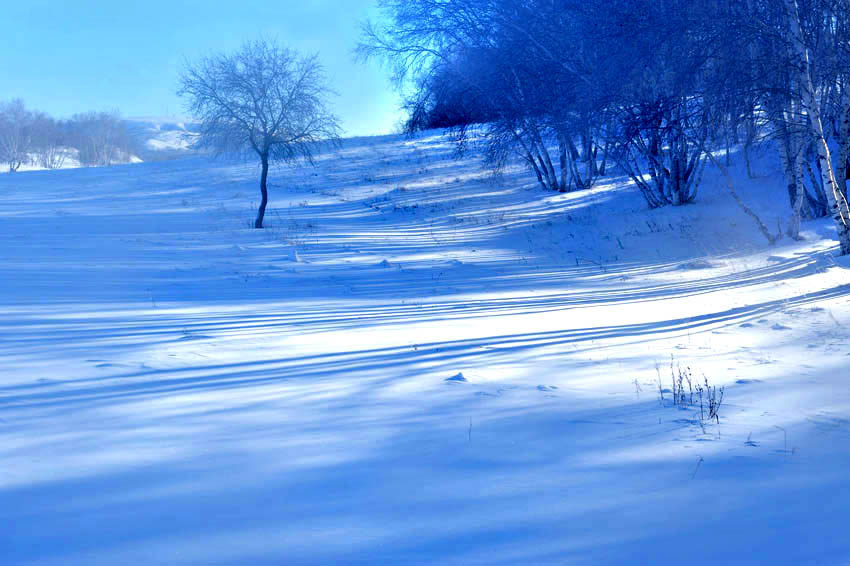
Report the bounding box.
[142,126,196,152]
[3,148,82,172]
[3,148,142,174]
[0,118,200,173]
[126,117,199,155]
[0,132,848,564]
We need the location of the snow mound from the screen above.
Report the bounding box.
[445,372,468,383]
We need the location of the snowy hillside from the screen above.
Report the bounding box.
[1,132,849,565]
[126,117,199,160]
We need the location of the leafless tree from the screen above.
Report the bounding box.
[0,99,35,172]
[179,39,341,228]
[779,0,850,253]
[32,113,68,170]
[361,0,604,194]
[736,0,850,249]
[68,111,135,167]
[363,0,850,253]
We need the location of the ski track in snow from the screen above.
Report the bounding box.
[0,132,849,565]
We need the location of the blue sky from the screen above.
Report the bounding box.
[0,0,403,136]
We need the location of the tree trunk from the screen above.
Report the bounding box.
[789,126,807,239]
[599,139,610,176]
[533,129,558,191]
[780,98,806,239]
[670,124,683,205]
[744,117,756,178]
[517,135,548,191]
[558,137,569,192]
[775,111,797,206]
[526,151,546,189]
[255,154,270,229]
[837,85,850,200]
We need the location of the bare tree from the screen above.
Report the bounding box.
[32,113,68,170]
[782,0,850,253]
[364,0,850,253]
[0,99,34,172]
[361,0,604,194]
[179,40,340,228]
[68,111,135,167]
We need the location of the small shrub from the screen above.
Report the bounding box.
[656,356,725,429]
[698,377,724,424]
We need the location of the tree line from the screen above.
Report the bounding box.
[358,0,850,255]
[0,99,137,172]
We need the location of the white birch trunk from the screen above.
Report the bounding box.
[787,99,807,239]
[789,135,807,239]
[837,85,850,200]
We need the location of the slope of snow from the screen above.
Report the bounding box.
[126,117,199,157]
[145,129,195,151]
[0,133,848,565]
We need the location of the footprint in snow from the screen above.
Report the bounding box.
[445,372,468,383]
[735,379,762,385]
[739,322,754,328]
[772,323,791,331]
[537,385,559,392]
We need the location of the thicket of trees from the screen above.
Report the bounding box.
[360,0,850,254]
[0,100,136,172]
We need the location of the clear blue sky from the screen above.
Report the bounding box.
[0,0,403,136]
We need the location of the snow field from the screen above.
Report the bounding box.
[0,132,848,564]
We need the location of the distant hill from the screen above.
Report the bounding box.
[125,117,200,161]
